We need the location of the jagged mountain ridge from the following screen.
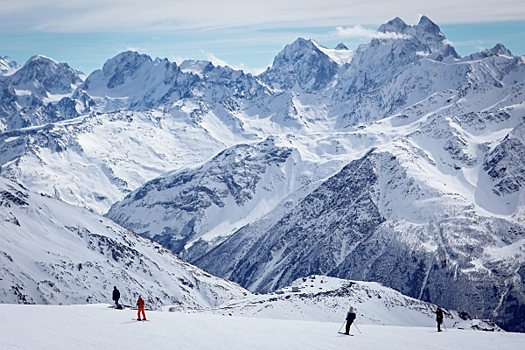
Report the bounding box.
[1,17,524,214]
[2,16,525,332]
[0,176,248,309]
[2,15,525,213]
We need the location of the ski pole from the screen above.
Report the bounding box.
[353,322,362,334]
[338,321,346,333]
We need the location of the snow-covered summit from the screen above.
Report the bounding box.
[0,56,19,76]
[5,54,83,97]
[79,51,184,109]
[260,38,339,91]
[377,15,458,59]
[0,55,85,131]
[469,43,514,60]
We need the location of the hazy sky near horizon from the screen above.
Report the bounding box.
[2,0,525,74]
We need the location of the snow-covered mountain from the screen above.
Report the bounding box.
[185,140,525,327]
[0,176,248,309]
[0,56,19,75]
[0,55,85,132]
[106,136,337,257]
[188,275,500,332]
[78,50,268,111]
[2,15,525,332]
[5,55,82,98]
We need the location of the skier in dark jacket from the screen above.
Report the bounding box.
[345,307,357,335]
[436,306,444,332]
[112,286,121,308]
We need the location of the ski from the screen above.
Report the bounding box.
[338,332,354,336]
[132,318,150,321]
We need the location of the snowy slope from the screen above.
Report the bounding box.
[1,303,522,350]
[0,275,516,349]
[0,177,248,309]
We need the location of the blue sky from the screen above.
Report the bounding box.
[1,1,525,75]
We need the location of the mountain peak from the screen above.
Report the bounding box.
[490,43,512,56]
[377,17,408,34]
[100,51,153,89]
[417,15,440,33]
[26,54,59,65]
[414,15,447,45]
[262,38,338,91]
[5,54,82,96]
[376,16,458,59]
[0,56,19,75]
[280,38,317,58]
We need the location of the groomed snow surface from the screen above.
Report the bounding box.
[1,304,523,350]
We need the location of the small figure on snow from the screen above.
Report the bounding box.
[136,295,147,321]
[436,306,444,332]
[344,307,356,335]
[112,286,121,309]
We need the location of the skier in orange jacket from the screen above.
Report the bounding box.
[136,296,147,321]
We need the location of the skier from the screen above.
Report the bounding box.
[436,306,444,332]
[344,307,357,335]
[112,286,121,309]
[136,295,147,321]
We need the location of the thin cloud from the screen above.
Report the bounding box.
[331,26,410,40]
[2,1,525,33]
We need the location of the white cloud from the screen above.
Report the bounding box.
[331,26,410,40]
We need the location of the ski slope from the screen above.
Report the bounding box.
[0,304,522,350]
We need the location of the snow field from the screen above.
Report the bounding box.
[0,304,523,350]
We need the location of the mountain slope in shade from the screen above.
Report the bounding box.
[0,177,248,309]
[190,141,525,331]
